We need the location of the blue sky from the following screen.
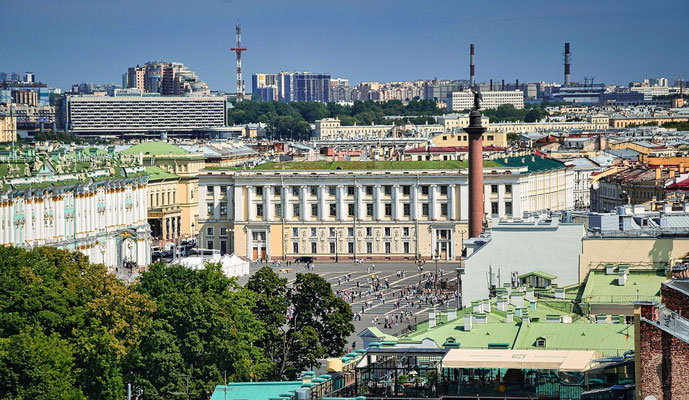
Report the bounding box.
[1,0,687,91]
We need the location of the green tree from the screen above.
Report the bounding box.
[246,269,354,380]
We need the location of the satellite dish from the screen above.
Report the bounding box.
[644,396,657,400]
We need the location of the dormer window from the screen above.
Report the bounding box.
[535,337,546,347]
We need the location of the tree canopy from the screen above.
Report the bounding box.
[0,247,356,399]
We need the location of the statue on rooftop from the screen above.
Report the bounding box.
[471,87,482,111]
[138,152,144,166]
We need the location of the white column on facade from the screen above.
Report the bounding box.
[392,184,401,221]
[374,184,382,221]
[512,182,522,218]
[336,185,345,220]
[484,184,491,219]
[498,184,505,218]
[226,185,234,221]
[265,185,273,221]
[318,185,326,221]
[213,184,220,220]
[411,184,419,220]
[281,186,289,220]
[247,185,255,221]
[300,185,308,222]
[430,184,439,220]
[233,185,243,221]
[459,182,469,221]
[355,185,364,220]
[448,184,456,220]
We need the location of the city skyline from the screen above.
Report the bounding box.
[2,0,688,92]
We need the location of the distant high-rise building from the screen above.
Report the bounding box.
[23,72,35,83]
[251,73,279,101]
[125,62,209,96]
[278,71,294,102]
[292,72,330,102]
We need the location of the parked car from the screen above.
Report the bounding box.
[294,256,314,264]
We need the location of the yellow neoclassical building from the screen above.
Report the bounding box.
[123,142,204,241]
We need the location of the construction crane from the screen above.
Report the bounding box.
[230,21,247,101]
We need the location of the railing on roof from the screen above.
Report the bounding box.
[587,261,663,271]
[587,227,689,238]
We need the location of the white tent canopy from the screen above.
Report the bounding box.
[178,253,250,278]
[441,349,601,372]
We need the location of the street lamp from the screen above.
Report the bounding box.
[335,228,339,263]
[433,250,440,295]
[415,254,425,292]
[455,265,465,310]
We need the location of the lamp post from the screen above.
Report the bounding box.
[433,250,440,295]
[415,253,425,293]
[456,265,465,310]
[335,228,339,263]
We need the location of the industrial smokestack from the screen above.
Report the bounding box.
[501,79,505,91]
[515,79,519,90]
[470,44,475,87]
[490,79,493,91]
[564,42,571,86]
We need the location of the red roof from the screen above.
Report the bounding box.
[406,145,508,154]
[666,178,689,190]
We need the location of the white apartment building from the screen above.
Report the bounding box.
[60,94,227,135]
[451,90,524,111]
[0,165,151,269]
[197,158,573,262]
[314,118,393,139]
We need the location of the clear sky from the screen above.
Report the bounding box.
[1,0,687,92]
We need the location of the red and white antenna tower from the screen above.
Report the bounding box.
[230,21,247,101]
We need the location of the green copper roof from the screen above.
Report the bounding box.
[581,270,665,303]
[518,271,557,280]
[145,166,179,181]
[211,382,302,400]
[513,322,634,356]
[249,157,566,172]
[122,142,188,156]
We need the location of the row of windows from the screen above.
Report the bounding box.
[290,241,411,255]
[207,184,512,197]
[209,202,453,218]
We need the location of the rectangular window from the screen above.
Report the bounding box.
[311,242,317,253]
[505,184,512,194]
[310,186,318,196]
[491,184,498,193]
[220,186,227,196]
[219,203,227,216]
[505,201,513,216]
[293,204,300,218]
[422,203,429,216]
[366,242,373,253]
[220,240,227,255]
[329,242,336,254]
[256,186,264,196]
[275,204,282,217]
[491,201,499,215]
[421,186,429,195]
[207,227,214,236]
[365,186,373,196]
[384,185,392,195]
[311,204,318,217]
[347,186,355,196]
[366,203,374,216]
[440,185,448,195]
[347,227,354,237]
[256,204,264,217]
[220,227,227,236]
[384,227,391,237]
[348,203,355,216]
[329,186,337,196]
[293,242,299,253]
[403,242,410,253]
[487,135,494,141]
[348,242,354,254]
[384,203,392,216]
[403,227,410,236]
[329,204,337,216]
[292,227,299,237]
[207,240,214,250]
[207,202,214,216]
[385,242,391,254]
[310,228,317,237]
[403,185,411,195]
[329,227,336,237]
[292,187,299,196]
[366,227,373,236]
[441,203,448,216]
[207,186,214,195]
[403,203,411,216]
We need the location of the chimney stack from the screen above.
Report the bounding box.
[564,42,571,86]
[515,79,519,90]
[501,79,505,91]
[490,79,493,91]
[470,44,475,87]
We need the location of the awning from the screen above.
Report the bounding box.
[441,349,601,372]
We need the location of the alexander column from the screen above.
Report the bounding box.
[464,89,487,238]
